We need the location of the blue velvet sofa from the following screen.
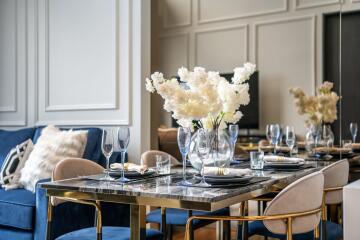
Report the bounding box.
[0,127,129,240]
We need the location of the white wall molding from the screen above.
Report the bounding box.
[0,0,27,126]
[34,0,130,126]
[163,0,192,29]
[194,25,249,66]
[295,0,341,10]
[254,15,317,93]
[197,0,288,24]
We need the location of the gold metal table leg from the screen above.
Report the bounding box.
[130,205,146,240]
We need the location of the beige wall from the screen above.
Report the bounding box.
[151,0,360,148]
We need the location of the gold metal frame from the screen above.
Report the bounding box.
[46,197,102,240]
[185,208,322,240]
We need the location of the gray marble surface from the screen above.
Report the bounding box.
[41,160,334,203]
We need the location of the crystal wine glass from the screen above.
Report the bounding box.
[229,124,239,161]
[285,126,296,157]
[101,129,114,180]
[350,122,358,143]
[270,124,280,155]
[177,127,192,186]
[196,129,211,187]
[266,124,272,145]
[117,126,130,183]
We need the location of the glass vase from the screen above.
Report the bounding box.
[188,128,232,171]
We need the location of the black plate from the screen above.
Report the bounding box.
[193,174,252,184]
[105,169,155,178]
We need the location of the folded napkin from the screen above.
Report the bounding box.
[263,156,304,164]
[110,163,148,174]
[203,167,251,176]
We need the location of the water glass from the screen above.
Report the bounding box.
[350,122,358,143]
[156,155,171,175]
[342,140,352,148]
[117,126,130,183]
[266,124,272,144]
[250,151,264,170]
[177,127,192,185]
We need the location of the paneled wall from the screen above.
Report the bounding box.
[151,0,360,148]
[0,0,151,162]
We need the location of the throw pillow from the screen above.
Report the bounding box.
[20,125,88,192]
[0,139,34,190]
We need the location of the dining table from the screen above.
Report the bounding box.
[41,160,337,240]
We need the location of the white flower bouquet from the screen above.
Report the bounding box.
[145,63,256,131]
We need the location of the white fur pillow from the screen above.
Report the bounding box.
[20,125,88,192]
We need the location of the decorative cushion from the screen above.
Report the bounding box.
[246,220,342,240]
[55,226,163,240]
[0,188,35,230]
[0,139,33,190]
[146,207,230,226]
[0,128,35,167]
[20,125,88,192]
[33,126,104,165]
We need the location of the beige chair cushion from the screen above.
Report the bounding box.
[322,159,349,204]
[263,171,324,235]
[51,158,104,206]
[141,150,180,167]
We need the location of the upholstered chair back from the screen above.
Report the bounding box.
[141,150,180,167]
[322,159,349,205]
[51,158,104,206]
[263,171,324,235]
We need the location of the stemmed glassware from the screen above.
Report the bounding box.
[229,124,239,161]
[285,126,296,157]
[101,129,114,180]
[177,127,192,186]
[117,126,130,183]
[270,124,280,155]
[266,124,272,145]
[196,128,211,187]
[350,122,358,143]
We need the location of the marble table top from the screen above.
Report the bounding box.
[41,160,334,211]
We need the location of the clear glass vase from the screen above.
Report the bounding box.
[188,128,232,171]
[305,124,321,155]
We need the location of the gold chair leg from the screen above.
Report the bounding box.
[286,218,293,240]
[46,199,53,240]
[314,223,320,239]
[95,201,102,240]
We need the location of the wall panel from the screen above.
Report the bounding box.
[0,0,27,126]
[255,16,316,134]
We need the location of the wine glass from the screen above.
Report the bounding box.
[177,127,192,186]
[196,129,211,187]
[350,122,358,143]
[229,124,239,161]
[270,124,280,155]
[285,126,296,157]
[117,126,130,183]
[101,129,114,180]
[266,124,272,145]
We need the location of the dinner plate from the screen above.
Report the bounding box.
[105,169,155,178]
[193,174,253,184]
[264,162,304,169]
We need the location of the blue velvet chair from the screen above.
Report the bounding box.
[0,127,130,240]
